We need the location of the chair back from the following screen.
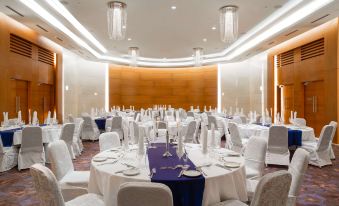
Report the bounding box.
[288,148,310,197]
[244,136,267,177]
[239,116,247,124]
[250,170,292,206]
[207,115,218,130]
[99,132,121,152]
[117,182,173,206]
[48,140,74,181]
[268,126,288,153]
[59,123,75,144]
[194,119,201,144]
[329,121,337,144]
[132,121,140,144]
[231,116,243,124]
[228,122,242,146]
[316,125,334,152]
[158,121,167,129]
[294,118,306,126]
[68,114,74,123]
[187,111,194,117]
[184,121,196,143]
[21,127,43,153]
[82,115,94,132]
[30,164,65,206]
[112,116,123,130]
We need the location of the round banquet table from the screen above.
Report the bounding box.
[237,124,316,141]
[12,125,62,146]
[88,143,247,206]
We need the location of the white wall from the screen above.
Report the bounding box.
[63,49,107,119]
[219,52,267,114]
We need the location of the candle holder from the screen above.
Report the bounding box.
[163,131,172,157]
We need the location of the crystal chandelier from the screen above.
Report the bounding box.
[107,1,127,40]
[193,47,203,66]
[219,5,238,44]
[129,47,139,67]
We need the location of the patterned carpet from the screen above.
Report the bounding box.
[0,142,338,206]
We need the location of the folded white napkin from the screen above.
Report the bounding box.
[32,111,38,125]
[210,123,216,148]
[201,124,208,154]
[177,129,184,158]
[138,127,145,156]
[18,111,22,123]
[46,111,51,124]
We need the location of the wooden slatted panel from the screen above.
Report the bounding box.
[301,38,324,61]
[278,49,294,67]
[9,33,33,58]
[38,46,54,66]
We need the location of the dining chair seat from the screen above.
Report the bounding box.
[66,193,104,206]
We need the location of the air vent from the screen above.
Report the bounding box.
[6,6,24,17]
[38,46,55,66]
[277,49,294,67]
[36,24,48,32]
[311,14,330,24]
[9,34,33,58]
[301,38,324,61]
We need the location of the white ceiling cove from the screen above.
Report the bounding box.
[0,0,338,67]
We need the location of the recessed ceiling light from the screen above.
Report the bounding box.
[171,6,176,10]
[203,38,207,42]
[211,26,216,30]
[127,38,132,41]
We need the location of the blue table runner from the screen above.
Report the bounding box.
[288,129,302,147]
[95,118,106,130]
[0,128,22,147]
[147,143,205,206]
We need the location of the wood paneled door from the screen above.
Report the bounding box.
[281,84,294,123]
[304,81,325,136]
[8,80,29,123]
[32,84,54,123]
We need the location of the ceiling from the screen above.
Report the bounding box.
[0,0,338,67]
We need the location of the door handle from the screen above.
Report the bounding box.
[18,96,21,111]
[312,96,315,113]
[314,96,317,113]
[15,96,18,113]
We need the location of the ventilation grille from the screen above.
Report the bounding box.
[277,49,294,67]
[38,46,55,65]
[10,34,33,58]
[301,38,324,61]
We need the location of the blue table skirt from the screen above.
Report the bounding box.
[95,118,106,130]
[288,129,302,147]
[147,143,205,206]
[0,128,22,147]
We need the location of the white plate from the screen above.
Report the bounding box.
[223,161,241,168]
[110,147,121,152]
[227,151,240,157]
[123,168,140,176]
[183,170,202,177]
[93,157,108,162]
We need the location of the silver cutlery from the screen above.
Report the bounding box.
[215,163,232,171]
[122,163,136,168]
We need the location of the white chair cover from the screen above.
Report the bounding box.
[81,115,99,141]
[99,132,121,152]
[194,119,201,144]
[117,182,173,206]
[329,121,337,160]
[111,116,123,139]
[244,136,267,179]
[266,126,290,166]
[208,115,218,130]
[73,120,84,156]
[228,122,247,153]
[30,164,104,206]
[132,121,140,144]
[18,127,45,170]
[302,125,333,167]
[156,121,167,138]
[287,148,310,206]
[183,121,196,143]
[48,140,90,201]
[60,123,76,159]
[0,137,18,172]
[294,118,306,127]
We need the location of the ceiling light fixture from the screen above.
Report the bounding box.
[129,47,139,67]
[193,47,203,66]
[107,1,127,40]
[219,5,238,44]
[212,26,217,30]
[127,38,132,41]
[45,0,107,53]
[203,38,207,42]
[171,6,176,10]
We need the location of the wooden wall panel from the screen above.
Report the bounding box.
[267,18,339,143]
[0,13,62,123]
[109,65,217,110]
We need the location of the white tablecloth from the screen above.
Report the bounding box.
[238,124,316,141]
[13,125,61,145]
[88,144,247,206]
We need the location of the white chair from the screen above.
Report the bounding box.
[157,121,167,138]
[99,132,121,152]
[287,148,310,206]
[30,163,104,206]
[68,114,75,123]
[131,121,140,144]
[18,127,45,170]
[105,118,112,132]
[73,120,84,156]
[208,115,218,130]
[183,121,196,143]
[329,121,337,160]
[231,116,243,124]
[228,122,248,153]
[187,111,194,117]
[111,116,123,139]
[81,115,99,141]
[194,119,201,144]
[244,136,267,179]
[301,125,333,167]
[48,140,90,201]
[211,170,292,206]
[0,136,18,172]
[117,182,173,206]
[294,118,306,127]
[266,126,290,166]
[60,123,76,159]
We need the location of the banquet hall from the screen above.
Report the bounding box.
[0,0,339,206]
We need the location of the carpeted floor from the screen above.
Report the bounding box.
[0,142,338,206]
